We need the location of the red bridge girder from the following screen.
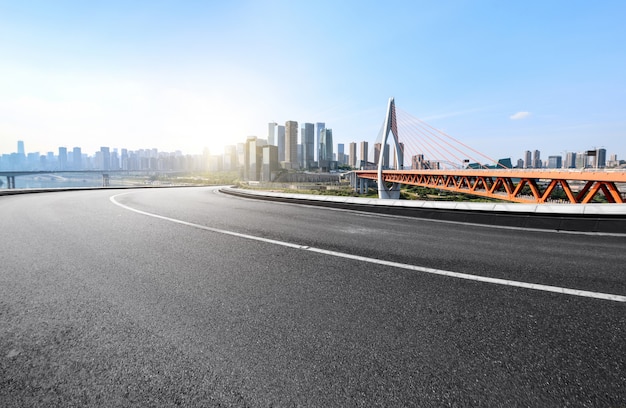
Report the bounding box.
[355,169,626,204]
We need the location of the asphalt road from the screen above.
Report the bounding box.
[1,186,625,407]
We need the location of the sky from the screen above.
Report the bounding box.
[1,0,625,163]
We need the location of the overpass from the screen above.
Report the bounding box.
[0,170,116,189]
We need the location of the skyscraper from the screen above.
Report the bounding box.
[268,122,277,146]
[315,122,325,162]
[565,152,577,169]
[72,147,82,170]
[533,150,541,169]
[349,142,357,168]
[277,125,285,162]
[523,150,531,168]
[360,141,368,166]
[17,140,25,156]
[319,128,333,162]
[100,147,111,170]
[337,143,345,164]
[58,147,67,170]
[548,155,562,169]
[301,123,314,169]
[596,148,607,168]
[285,121,298,168]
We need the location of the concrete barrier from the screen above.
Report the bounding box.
[220,187,626,235]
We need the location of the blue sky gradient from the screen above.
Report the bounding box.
[1,0,625,162]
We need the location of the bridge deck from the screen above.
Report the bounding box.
[355,169,626,204]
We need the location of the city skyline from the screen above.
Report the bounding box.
[1,2,625,160]
[2,135,622,173]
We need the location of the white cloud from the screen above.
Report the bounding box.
[510,111,531,120]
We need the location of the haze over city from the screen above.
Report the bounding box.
[1,1,625,160]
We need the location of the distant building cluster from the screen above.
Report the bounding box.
[0,141,210,172]
[519,148,624,169]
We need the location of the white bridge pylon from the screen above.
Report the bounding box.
[378,97,404,199]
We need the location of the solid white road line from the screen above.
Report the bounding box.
[110,192,626,303]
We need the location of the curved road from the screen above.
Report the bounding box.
[1,187,625,407]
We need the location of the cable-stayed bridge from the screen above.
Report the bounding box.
[354,98,626,204]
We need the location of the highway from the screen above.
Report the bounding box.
[1,186,625,407]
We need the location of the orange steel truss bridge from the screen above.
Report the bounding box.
[353,98,626,204]
[355,168,626,204]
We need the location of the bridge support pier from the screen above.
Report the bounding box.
[6,176,15,189]
[102,174,110,187]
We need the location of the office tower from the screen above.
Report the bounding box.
[319,128,333,162]
[58,147,67,170]
[301,123,314,169]
[223,145,238,171]
[548,155,562,169]
[532,150,541,169]
[110,149,120,170]
[72,147,82,170]
[524,150,532,168]
[268,122,277,146]
[277,125,286,162]
[576,152,586,168]
[596,148,607,168]
[100,147,111,170]
[244,136,259,181]
[315,122,325,162]
[262,145,279,182]
[565,152,576,169]
[360,141,368,166]
[285,121,298,168]
[17,140,25,156]
[349,142,357,167]
[337,143,345,165]
[236,143,245,170]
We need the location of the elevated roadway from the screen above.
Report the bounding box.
[1,187,625,406]
[355,168,626,204]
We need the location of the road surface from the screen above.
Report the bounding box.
[1,187,625,407]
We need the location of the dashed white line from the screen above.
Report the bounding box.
[110,192,626,303]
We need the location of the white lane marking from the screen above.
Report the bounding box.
[110,193,626,303]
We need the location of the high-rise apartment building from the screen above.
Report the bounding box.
[72,147,82,170]
[374,143,391,168]
[58,147,67,170]
[360,141,368,166]
[565,152,577,169]
[349,142,357,168]
[533,150,541,169]
[301,123,314,169]
[524,150,532,168]
[285,121,298,168]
